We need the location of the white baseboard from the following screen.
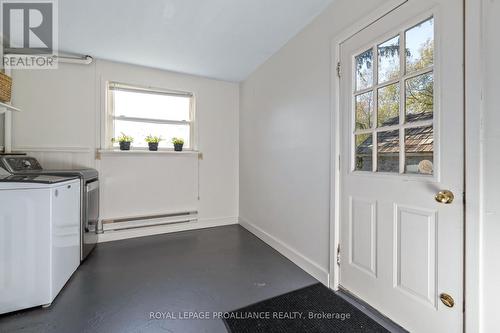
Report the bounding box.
[97,216,238,243]
[239,217,329,286]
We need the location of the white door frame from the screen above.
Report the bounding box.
[463,0,482,332]
[328,0,481,332]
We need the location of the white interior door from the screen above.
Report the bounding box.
[338,0,463,332]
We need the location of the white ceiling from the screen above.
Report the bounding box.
[59,0,334,82]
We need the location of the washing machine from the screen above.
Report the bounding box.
[0,170,81,314]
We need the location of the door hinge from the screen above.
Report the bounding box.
[336,244,341,265]
[336,62,341,78]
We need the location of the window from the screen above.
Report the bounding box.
[106,82,194,149]
[353,17,434,175]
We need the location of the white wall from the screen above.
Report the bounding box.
[11,60,239,235]
[239,0,390,284]
[11,64,96,150]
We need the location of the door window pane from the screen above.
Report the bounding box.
[405,18,434,73]
[378,36,400,83]
[405,126,433,174]
[355,49,373,91]
[378,83,400,127]
[378,130,399,173]
[405,73,433,122]
[355,92,373,130]
[355,134,373,171]
[351,19,436,177]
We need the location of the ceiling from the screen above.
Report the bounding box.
[59,0,334,82]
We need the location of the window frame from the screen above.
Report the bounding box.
[351,16,436,177]
[105,82,196,150]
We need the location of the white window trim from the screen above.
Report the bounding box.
[104,81,196,151]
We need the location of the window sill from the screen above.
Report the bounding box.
[97,149,200,156]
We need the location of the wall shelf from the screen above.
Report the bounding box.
[0,101,21,113]
[97,149,200,156]
[96,149,201,160]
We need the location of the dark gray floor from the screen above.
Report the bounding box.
[0,225,317,333]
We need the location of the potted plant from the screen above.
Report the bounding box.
[172,137,184,151]
[145,135,162,151]
[112,133,134,151]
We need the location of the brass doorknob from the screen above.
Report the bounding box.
[440,293,455,307]
[435,190,454,204]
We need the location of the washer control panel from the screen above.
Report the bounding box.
[0,156,43,173]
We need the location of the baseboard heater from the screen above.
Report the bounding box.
[98,211,198,233]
